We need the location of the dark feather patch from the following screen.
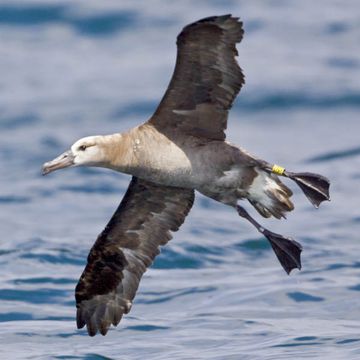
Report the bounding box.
[75,177,194,336]
[149,15,245,141]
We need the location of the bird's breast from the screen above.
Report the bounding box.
[126,134,196,188]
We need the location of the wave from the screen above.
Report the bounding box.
[236,93,360,111]
[0,4,136,36]
[307,146,360,163]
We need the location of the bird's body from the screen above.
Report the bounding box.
[74,124,291,214]
[42,15,330,336]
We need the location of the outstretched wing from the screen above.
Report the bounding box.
[75,177,194,336]
[149,15,245,141]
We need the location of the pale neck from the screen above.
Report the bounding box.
[101,131,134,172]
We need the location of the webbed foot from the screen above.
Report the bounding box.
[263,229,302,274]
[236,205,302,274]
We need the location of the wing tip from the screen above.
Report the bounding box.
[76,298,133,336]
[179,14,244,44]
[80,311,111,337]
[74,182,195,337]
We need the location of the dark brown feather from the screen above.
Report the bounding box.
[149,15,245,141]
[75,177,194,336]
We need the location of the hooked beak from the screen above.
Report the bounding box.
[42,150,75,176]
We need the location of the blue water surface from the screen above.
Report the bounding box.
[1,1,360,359]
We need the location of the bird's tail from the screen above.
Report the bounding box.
[247,169,294,219]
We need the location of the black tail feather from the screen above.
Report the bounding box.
[285,171,330,208]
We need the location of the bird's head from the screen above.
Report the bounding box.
[42,136,108,175]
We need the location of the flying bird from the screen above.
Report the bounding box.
[42,15,330,336]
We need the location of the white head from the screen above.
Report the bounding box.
[42,135,108,175]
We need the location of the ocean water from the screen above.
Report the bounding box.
[0,1,360,359]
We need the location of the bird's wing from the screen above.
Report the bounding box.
[75,177,194,336]
[148,15,245,141]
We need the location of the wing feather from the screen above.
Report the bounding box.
[75,177,194,336]
[149,15,245,141]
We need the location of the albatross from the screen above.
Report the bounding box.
[42,15,330,336]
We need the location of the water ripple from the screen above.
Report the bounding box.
[153,247,205,269]
[13,277,75,285]
[348,284,360,291]
[327,57,359,69]
[0,114,38,129]
[325,21,350,35]
[0,4,136,36]
[272,339,322,347]
[0,195,31,204]
[237,93,360,111]
[138,286,216,304]
[234,238,270,252]
[336,338,360,345]
[0,288,70,304]
[306,146,360,163]
[59,183,120,194]
[73,12,136,36]
[20,250,85,266]
[287,291,325,302]
[55,355,115,360]
[0,312,33,322]
[125,324,170,331]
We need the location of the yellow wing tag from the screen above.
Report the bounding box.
[272,164,285,175]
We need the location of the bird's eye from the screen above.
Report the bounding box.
[78,145,87,151]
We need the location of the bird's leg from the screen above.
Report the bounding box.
[260,162,330,208]
[236,205,302,274]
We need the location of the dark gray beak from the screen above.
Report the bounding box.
[42,150,75,175]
